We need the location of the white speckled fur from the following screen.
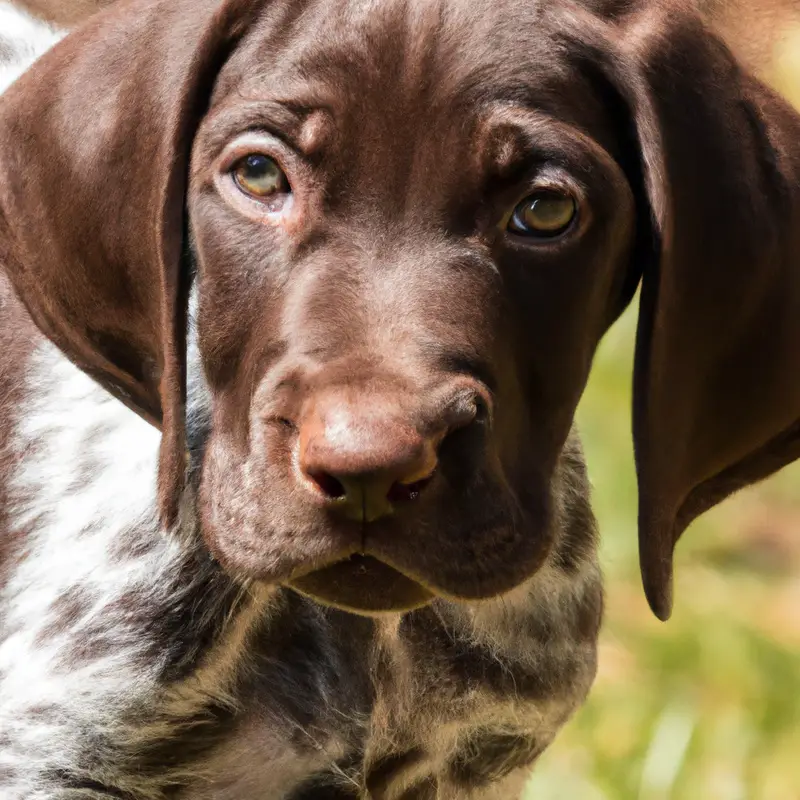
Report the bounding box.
[0,343,301,797]
[0,343,164,790]
[0,2,63,93]
[0,344,246,795]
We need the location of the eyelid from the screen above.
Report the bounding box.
[485,157,584,208]
[217,131,295,175]
[515,165,585,199]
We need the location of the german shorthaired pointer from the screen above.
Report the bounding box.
[0,0,798,797]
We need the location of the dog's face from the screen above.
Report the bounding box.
[186,0,634,611]
[2,0,799,620]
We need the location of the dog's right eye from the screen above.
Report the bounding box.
[507,191,576,238]
[232,154,290,198]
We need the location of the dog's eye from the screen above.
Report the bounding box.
[232,154,290,198]
[507,191,576,237]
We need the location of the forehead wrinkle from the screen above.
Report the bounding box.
[218,0,576,127]
[259,0,493,115]
[200,98,305,150]
[296,110,335,156]
[478,105,566,175]
[205,89,337,160]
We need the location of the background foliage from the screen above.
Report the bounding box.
[525,27,800,799]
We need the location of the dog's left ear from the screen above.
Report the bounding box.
[588,7,800,619]
[0,0,261,524]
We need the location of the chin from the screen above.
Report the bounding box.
[288,555,436,614]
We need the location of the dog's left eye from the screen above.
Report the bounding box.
[232,154,290,198]
[507,191,576,237]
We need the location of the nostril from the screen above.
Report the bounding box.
[442,385,492,434]
[307,470,347,500]
[387,474,434,504]
[434,386,492,470]
[472,393,490,425]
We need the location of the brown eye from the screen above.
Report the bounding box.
[507,191,576,237]
[232,154,290,198]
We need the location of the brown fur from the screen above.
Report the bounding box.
[10,0,111,25]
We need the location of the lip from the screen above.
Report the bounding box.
[288,554,436,614]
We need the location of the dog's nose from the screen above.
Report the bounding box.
[297,391,454,522]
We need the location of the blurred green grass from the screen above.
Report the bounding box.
[524,302,800,795]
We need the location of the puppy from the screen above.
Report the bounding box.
[0,0,798,797]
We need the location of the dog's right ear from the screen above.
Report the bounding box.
[553,2,800,620]
[0,0,262,525]
[621,9,800,621]
[563,4,800,620]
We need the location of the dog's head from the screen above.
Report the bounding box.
[2,0,799,619]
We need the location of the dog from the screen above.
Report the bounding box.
[0,0,798,797]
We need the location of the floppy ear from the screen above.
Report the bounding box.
[0,0,260,524]
[616,8,800,619]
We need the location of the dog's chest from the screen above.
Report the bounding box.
[186,605,555,800]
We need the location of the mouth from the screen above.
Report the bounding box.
[288,554,436,613]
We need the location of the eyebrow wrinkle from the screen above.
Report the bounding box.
[296,109,335,156]
[204,96,334,156]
